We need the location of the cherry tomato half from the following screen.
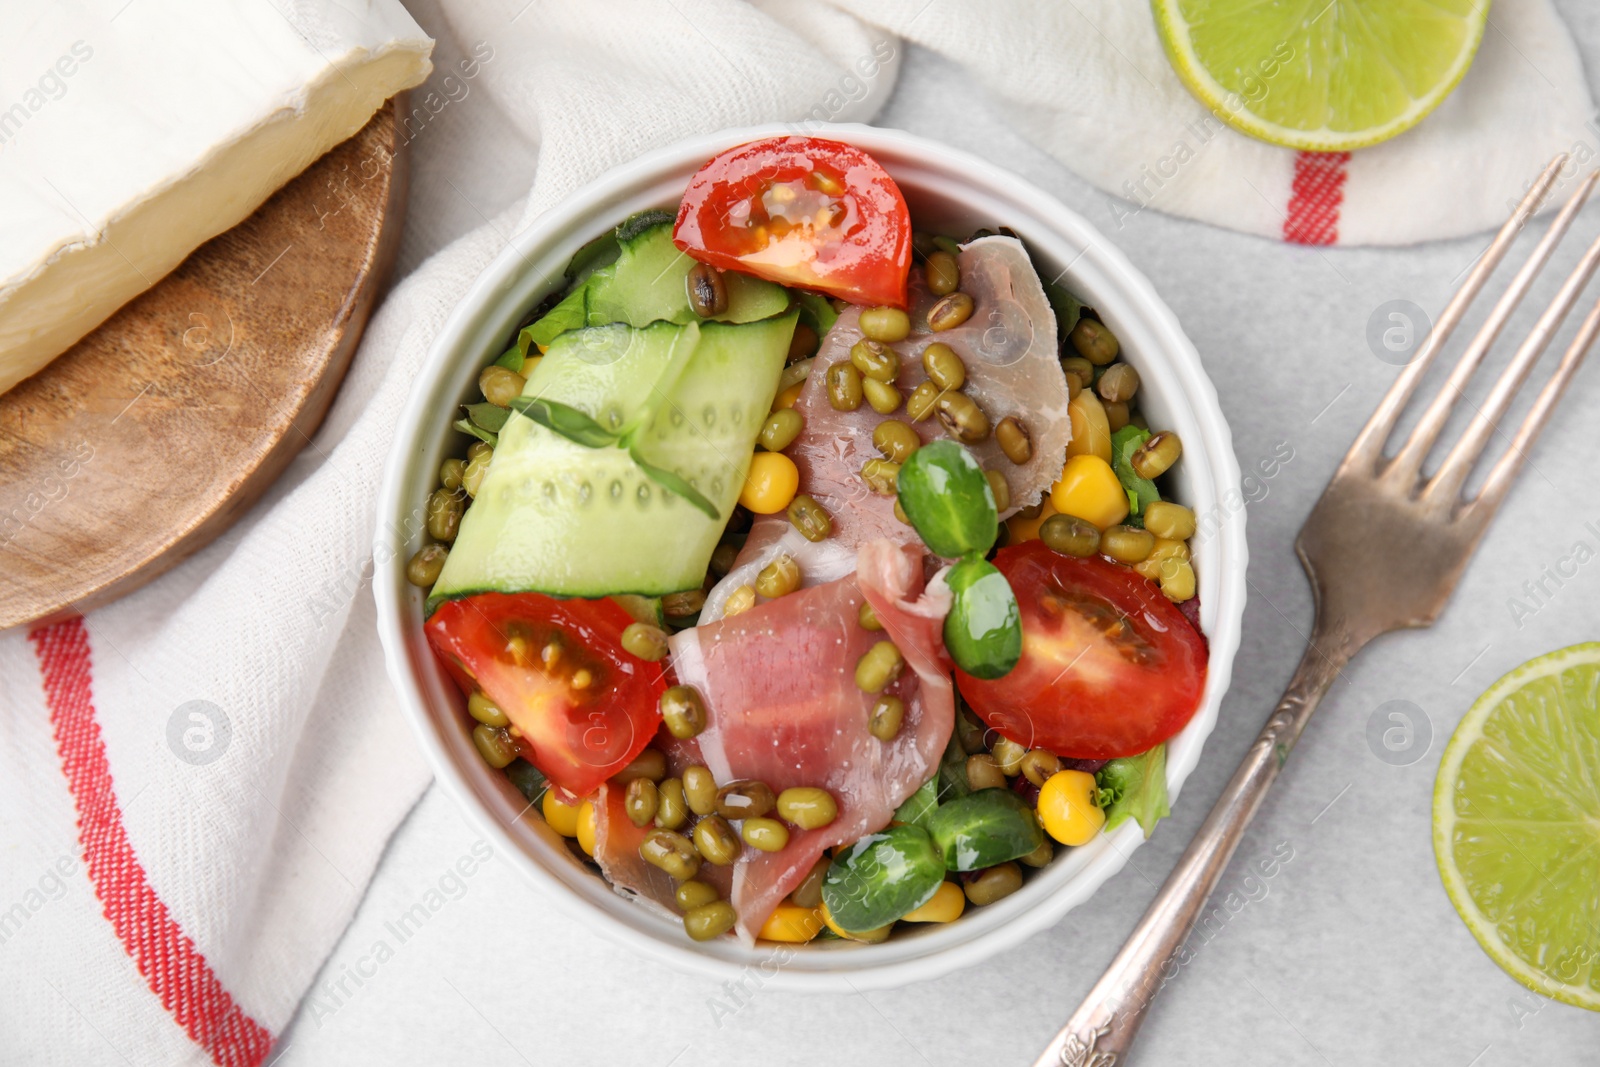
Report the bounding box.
[955,542,1207,760]
[673,136,912,308]
[426,593,666,796]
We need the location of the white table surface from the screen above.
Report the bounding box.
[280,7,1600,1064]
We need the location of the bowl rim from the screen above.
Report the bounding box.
[374,121,1248,991]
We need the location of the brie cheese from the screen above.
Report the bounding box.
[0,0,433,394]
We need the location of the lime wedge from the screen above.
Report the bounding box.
[1152,0,1489,151]
[1433,643,1600,1010]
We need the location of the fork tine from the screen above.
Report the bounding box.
[1426,222,1600,503]
[1385,165,1600,485]
[1472,290,1600,515]
[1347,155,1569,466]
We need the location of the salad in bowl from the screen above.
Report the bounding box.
[377,126,1244,984]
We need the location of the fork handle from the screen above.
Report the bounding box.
[1031,632,1353,1067]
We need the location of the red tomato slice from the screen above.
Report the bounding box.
[426,593,666,796]
[673,136,912,308]
[956,542,1207,760]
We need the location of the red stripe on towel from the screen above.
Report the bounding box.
[31,618,274,1067]
[1284,150,1350,245]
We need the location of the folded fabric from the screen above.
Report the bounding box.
[829,0,1596,246]
[4,1,1590,1064]
[0,3,896,1064]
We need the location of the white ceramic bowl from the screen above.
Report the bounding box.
[375,123,1247,991]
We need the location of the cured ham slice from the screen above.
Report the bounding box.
[591,731,734,917]
[704,235,1068,621]
[666,539,954,943]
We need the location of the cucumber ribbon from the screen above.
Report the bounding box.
[507,324,721,520]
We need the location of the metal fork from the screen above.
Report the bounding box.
[1033,154,1600,1067]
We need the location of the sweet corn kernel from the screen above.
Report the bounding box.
[1065,391,1113,463]
[758,902,825,942]
[901,881,966,923]
[819,900,892,943]
[1037,770,1106,846]
[1133,538,1190,582]
[739,452,800,514]
[773,382,804,410]
[1050,454,1129,530]
[1005,498,1058,544]
[1160,559,1197,602]
[576,800,598,856]
[1143,501,1196,541]
[543,791,581,837]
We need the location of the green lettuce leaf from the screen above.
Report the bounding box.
[1097,745,1170,838]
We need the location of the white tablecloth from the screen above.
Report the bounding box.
[272,3,1600,1064]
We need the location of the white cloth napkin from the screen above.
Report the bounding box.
[0,5,893,1065]
[831,0,1596,246]
[0,1,1589,1064]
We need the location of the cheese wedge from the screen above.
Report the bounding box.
[0,0,434,394]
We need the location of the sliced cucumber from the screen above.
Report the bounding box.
[924,788,1044,871]
[613,594,665,627]
[523,217,789,348]
[942,556,1022,680]
[822,825,945,933]
[430,311,797,607]
[792,290,839,337]
[521,284,588,350]
[564,227,622,284]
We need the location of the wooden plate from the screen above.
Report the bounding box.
[0,99,408,630]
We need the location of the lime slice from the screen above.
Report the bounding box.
[1152,0,1489,151]
[1433,643,1600,1010]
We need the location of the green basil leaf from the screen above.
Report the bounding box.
[896,440,998,558]
[1042,277,1083,341]
[1111,425,1160,518]
[503,759,547,804]
[630,450,720,521]
[509,396,619,449]
[943,555,1021,679]
[1098,745,1170,838]
[465,403,510,434]
[452,417,497,448]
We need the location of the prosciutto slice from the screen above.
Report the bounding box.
[664,539,954,943]
[703,235,1068,621]
[591,731,735,917]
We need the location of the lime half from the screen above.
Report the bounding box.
[1433,643,1600,1010]
[1152,0,1490,151]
